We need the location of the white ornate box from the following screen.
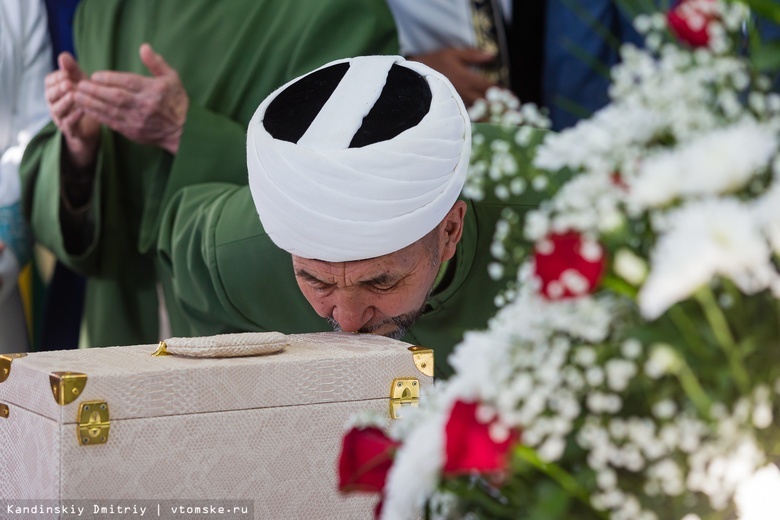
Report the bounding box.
[0,332,433,519]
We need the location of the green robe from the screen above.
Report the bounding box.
[21,0,399,347]
[158,124,551,377]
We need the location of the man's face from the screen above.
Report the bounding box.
[292,238,441,340]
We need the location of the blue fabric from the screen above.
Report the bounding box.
[756,15,780,91]
[0,202,31,266]
[44,0,79,60]
[39,0,85,351]
[542,0,646,130]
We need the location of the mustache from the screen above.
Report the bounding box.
[326,307,424,340]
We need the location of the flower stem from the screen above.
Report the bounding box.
[673,356,713,420]
[694,287,750,395]
[514,445,608,519]
[668,306,709,359]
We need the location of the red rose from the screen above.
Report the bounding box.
[533,231,606,300]
[667,0,717,48]
[443,400,519,476]
[338,426,399,493]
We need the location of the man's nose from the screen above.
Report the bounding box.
[331,294,373,333]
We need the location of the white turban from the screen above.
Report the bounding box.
[246,55,470,262]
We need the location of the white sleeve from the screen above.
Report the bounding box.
[0,0,53,206]
[0,0,52,304]
[385,0,476,56]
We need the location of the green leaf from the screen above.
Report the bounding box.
[750,40,780,71]
[525,481,573,520]
[513,446,606,518]
[730,0,780,24]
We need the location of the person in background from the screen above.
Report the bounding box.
[542,0,646,130]
[21,0,398,348]
[386,0,514,107]
[0,0,52,354]
[31,0,86,352]
[386,0,650,130]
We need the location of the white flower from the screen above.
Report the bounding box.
[753,181,780,254]
[382,411,447,520]
[574,346,597,367]
[605,359,637,392]
[652,399,677,420]
[534,103,663,176]
[614,248,648,285]
[628,119,777,210]
[735,464,780,520]
[752,403,773,429]
[687,435,765,510]
[621,339,643,359]
[645,344,680,378]
[639,198,777,319]
[649,459,685,496]
[538,436,566,461]
[597,468,618,490]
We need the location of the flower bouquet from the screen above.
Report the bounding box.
[339,1,780,519]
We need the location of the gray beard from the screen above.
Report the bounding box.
[325,262,438,340]
[326,304,426,340]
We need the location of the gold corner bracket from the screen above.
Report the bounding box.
[389,377,419,420]
[77,400,110,446]
[0,403,9,419]
[151,341,169,357]
[0,353,27,383]
[50,372,88,406]
[408,346,434,378]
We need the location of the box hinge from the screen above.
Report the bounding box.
[77,400,110,446]
[389,377,419,420]
[0,403,8,419]
[0,353,27,383]
[408,346,434,377]
[50,371,88,406]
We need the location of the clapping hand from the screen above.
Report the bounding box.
[45,52,102,169]
[45,43,189,163]
[74,43,189,155]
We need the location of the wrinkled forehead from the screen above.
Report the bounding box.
[291,241,429,279]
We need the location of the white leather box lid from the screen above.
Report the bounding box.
[0,332,432,423]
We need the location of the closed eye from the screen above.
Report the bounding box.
[360,274,401,293]
[310,281,335,293]
[295,269,335,293]
[368,283,396,293]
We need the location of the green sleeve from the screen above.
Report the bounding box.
[20,123,113,276]
[158,183,330,336]
[141,0,399,251]
[139,104,249,250]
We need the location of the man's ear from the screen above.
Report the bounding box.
[439,200,467,262]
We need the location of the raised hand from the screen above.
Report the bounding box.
[74,43,189,155]
[409,47,497,107]
[44,52,101,169]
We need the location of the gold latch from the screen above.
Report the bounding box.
[50,372,88,406]
[0,353,27,383]
[0,403,8,419]
[77,400,110,446]
[389,377,419,419]
[408,346,434,377]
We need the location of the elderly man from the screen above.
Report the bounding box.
[157,56,545,377]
